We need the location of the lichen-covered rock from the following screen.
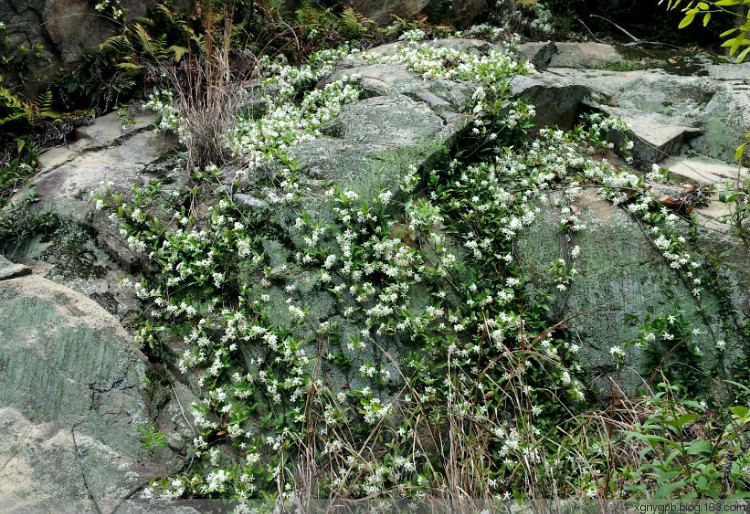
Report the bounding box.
[517,190,745,395]
[0,267,178,513]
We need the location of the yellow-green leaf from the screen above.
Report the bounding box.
[169,45,189,62]
[735,142,747,161]
[679,11,697,28]
[116,62,143,70]
[703,12,711,26]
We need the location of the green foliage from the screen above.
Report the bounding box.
[660,0,750,62]
[60,3,203,110]
[625,312,713,397]
[0,143,37,208]
[138,423,169,450]
[0,198,57,248]
[292,1,375,45]
[612,385,750,499]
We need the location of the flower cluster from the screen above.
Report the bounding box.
[95,32,741,503]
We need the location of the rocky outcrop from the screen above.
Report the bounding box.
[231,40,750,397]
[0,0,185,96]
[0,107,192,512]
[8,108,178,322]
[2,39,749,505]
[517,41,750,165]
[0,262,182,513]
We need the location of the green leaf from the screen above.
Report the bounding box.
[737,45,750,63]
[673,413,701,429]
[736,142,747,161]
[703,12,711,26]
[722,34,748,56]
[115,62,142,70]
[654,480,687,499]
[627,431,684,452]
[679,11,697,28]
[730,405,750,422]
[686,439,713,456]
[716,0,743,5]
[721,28,739,37]
[169,45,189,62]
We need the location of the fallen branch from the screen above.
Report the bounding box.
[589,14,684,50]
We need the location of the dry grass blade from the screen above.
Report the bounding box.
[169,45,260,173]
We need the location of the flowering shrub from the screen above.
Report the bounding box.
[93,36,750,504]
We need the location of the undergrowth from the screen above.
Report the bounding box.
[87,33,750,508]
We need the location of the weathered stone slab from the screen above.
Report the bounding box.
[549,42,626,69]
[25,130,168,221]
[0,274,174,513]
[663,156,747,185]
[0,256,31,280]
[37,109,161,170]
[605,110,704,164]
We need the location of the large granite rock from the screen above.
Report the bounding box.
[0,264,181,513]
[0,0,187,96]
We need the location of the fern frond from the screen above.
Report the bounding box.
[133,23,156,55]
[169,45,190,62]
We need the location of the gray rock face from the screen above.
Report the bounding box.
[0,0,183,96]
[28,110,165,221]
[0,266,174,513]
[0,108,193,511]
[511,74,591,129]
[347,0,488,27]
[516,41,557,71]
[503,43,750,390]
[0,255,31,279]
[538,63,750,164]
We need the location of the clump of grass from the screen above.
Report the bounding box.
[170,51,257,173]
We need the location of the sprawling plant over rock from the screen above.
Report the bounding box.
[94,36,750,504]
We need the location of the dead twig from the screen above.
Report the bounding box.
[589,14,684,50]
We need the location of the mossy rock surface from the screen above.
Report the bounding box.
[517,189,743,395]
[0,271,179,513]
